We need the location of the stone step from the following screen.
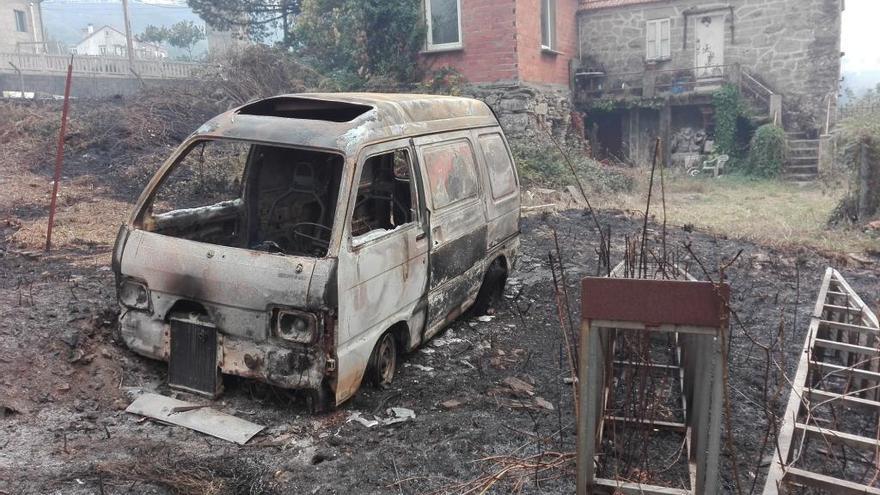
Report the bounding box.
[788,156,819,163]
[785,164,819,172]
[784,172,818,182]
[788,139,820,145]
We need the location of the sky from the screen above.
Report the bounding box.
[841,0,879,73]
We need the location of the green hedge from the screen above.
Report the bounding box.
[746,124,786,178]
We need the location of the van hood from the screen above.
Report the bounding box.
[120,230,334,314]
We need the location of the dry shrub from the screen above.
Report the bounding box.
[91,452,277,495]
[200,44,335,106]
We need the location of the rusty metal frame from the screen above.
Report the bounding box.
[576,261,729,495]
[763,267,880,495]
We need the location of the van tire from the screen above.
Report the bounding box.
[471,258,507,316]
[367,332,398,388]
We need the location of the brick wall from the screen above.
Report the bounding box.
[516,0,578,86]
[421,0,519,83]
[577,0,843,131]
[421,0,578,86]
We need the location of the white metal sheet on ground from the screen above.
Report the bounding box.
[125,393,264,445]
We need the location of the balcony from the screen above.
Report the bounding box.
[574,63,745,104]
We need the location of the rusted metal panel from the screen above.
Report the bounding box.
[581,277,729,328]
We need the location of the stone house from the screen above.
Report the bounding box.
[73,24,168,59]
[0,0,45,53]
[419,0,582,142]
[574,0,843,177]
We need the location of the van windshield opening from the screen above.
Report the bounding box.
[140,140,344,257]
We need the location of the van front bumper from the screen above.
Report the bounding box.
[119,309,327,391]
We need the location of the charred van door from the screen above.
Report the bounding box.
[414,132,488,338]
[473,130,520,248]
[335,140,429,403]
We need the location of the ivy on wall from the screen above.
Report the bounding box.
[712,84,746,158]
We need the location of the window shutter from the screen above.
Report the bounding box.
[646,21,657,60]
[660,19,671,58]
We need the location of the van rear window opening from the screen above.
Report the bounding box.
[141,140,344,258]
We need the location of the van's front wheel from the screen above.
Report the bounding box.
[368,332,397,388]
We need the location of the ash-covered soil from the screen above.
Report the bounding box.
[2,206,878,495]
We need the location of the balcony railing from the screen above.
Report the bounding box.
[574,63,739,102]
[0,52,202,79]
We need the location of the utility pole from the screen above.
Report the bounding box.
[121,0,135,68]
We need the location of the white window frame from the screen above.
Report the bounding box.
[425,0,463,51]
[541,0,557,51]
[13,9,27,32]
[646,18,671,61]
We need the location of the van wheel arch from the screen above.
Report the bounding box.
[471,256,508,316]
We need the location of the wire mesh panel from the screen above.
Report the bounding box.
[763,268,880,495]
[577,261,728,495]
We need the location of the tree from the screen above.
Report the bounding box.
[294,0,426,86]
[138,21,205,60]
[138,25,168,45]
[166,20,205,59]
[187,0,301,47]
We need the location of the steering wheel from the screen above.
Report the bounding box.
[291,222,332,252]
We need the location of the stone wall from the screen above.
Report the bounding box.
[0,72,194,99]
[577,0,843,132]
[463,82,583,146]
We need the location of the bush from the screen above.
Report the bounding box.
[509,139,633,194]
[746,124,786,178]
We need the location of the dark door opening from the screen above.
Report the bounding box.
[587,110,624,162]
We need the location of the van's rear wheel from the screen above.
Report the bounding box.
[368,332,397,388]
[471,258,507,316]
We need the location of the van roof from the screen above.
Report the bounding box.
[192,93,499,153]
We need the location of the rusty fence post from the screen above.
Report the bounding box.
[45,55,74,252]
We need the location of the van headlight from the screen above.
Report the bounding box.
[276,310,317,344]
[119,280,150,309]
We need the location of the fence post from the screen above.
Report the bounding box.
[45,55,74,251]
[857,140,875,220]
[769,94,783,126]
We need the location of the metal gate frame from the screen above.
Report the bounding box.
[763,267,880,494]
[576,261,729,495]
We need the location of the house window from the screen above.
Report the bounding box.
[541,0,557,51]
[14,9,27,32]
[646,18,671,61]
[99,45,107,55]
[425,0,462,50]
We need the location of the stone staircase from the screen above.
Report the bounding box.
[784,132,820,181]
[740,70,821,182]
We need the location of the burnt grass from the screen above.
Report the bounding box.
[1,207,879,494]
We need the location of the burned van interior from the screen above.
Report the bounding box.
[141,140,344,257]
[351,150,417,240]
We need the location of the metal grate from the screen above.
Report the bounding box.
[168,316,221,397]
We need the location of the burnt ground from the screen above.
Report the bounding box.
[2,98,879,495]
[2,204,879,495]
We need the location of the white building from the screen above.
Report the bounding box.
[73,24,167,59]
[0,0,45,53]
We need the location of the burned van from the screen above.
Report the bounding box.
[113,93,520,407]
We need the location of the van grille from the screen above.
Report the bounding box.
[168,317,220,397]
